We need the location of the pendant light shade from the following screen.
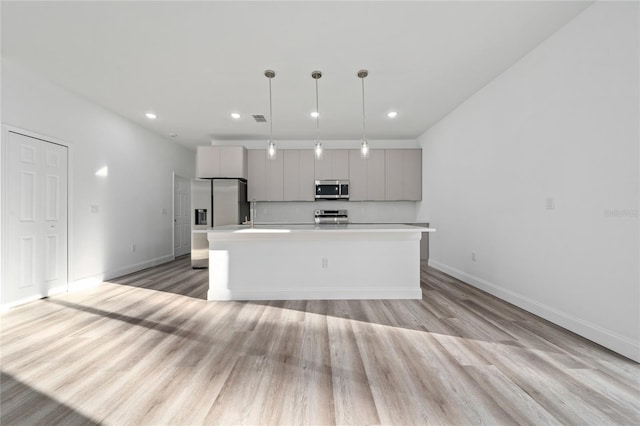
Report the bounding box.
[314,141,323,159]
[312,70,323,160]
[265,70,277,160]
[358,69,370,159]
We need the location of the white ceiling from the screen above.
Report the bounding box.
[1,1,592,150]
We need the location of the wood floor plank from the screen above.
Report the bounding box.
[327,301,380,425]
[1,255,638,425]
[463,364,561,426]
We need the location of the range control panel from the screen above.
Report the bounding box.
[314,209,349,224]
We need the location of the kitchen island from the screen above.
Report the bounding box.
[199,224,435,301]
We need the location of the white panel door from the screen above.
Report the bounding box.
[174,175,191,257]
[3,131,68,305]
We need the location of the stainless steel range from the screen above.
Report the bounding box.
[314,209,349,225]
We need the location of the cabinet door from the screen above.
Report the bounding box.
[265,154,284,201]
[248,149,266,201]
[314,150,333,180]
[332,150,350,180]
[315,150,349,180]
[403,149,422,201]
[298,150,315,201]
[196,146,220,178]
[348,150,367,201]
[219,146,247,179]
[284,150,315,201]
[367,149,386,200]
[385,149,404,200]
[283,150,300,201]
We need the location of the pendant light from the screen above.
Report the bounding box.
[312,70,323,160]
[358,69,370,159]
[265,70,277,160]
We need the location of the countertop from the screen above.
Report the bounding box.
[195,224,435,234]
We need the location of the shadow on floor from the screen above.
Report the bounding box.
[1,371,101,425]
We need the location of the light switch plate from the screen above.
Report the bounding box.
[545,197,555,210]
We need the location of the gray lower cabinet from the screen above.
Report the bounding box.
[248,149,284,201]
[349,149,385,201]
[283,150,315,201]
[385,149,422,201]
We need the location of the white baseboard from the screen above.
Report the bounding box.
[68,274,105,292]
[428,259,640,363]
[0,283,69,311]
[2,255,176,310]
[208,288,422,301]
[102,254,175,281]
[1,294,44,311]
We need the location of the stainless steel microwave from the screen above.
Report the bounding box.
[315,180,349,200]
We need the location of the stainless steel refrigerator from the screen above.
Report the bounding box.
[191,179,249,268]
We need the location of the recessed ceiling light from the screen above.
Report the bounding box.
[230,113,241,119]
[310,111,319,118]
[387,111,398,118]
[145,112,157,119]
[169,133,177,138]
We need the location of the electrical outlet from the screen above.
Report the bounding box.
[90,205,99,213]
[161,208,167,215]
[131,244,136,253]
[546,197,555,210]
[471,252,477,262]
[322,258,329,269]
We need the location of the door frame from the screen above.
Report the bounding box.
[1,124,74,308]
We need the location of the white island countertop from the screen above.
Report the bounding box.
[196,223,435,234]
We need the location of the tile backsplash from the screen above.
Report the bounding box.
[254,201,418,224]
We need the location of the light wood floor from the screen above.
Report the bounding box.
[1,256,638,425]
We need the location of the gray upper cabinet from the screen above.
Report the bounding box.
[196,146,247,179]
[219,146,248,179]
[314,149,349,180]
[367,150,386,200]
[403,150,422,201]
[265,153,284,201]
[247,148,421,202]
[349,149,385,201]
[385,149,422,201]
[247,149,266,201]
[385,149,404,200]
[283,150,315,201]
[248,149,283,201]
[196,146,220,178]
[348,150,367,201]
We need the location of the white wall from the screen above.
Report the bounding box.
[417,2,639,361]
[1,58,195,291]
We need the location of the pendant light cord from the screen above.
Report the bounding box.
[361,76,366,140]
[315,78,320,140]
[268,77,273,141]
